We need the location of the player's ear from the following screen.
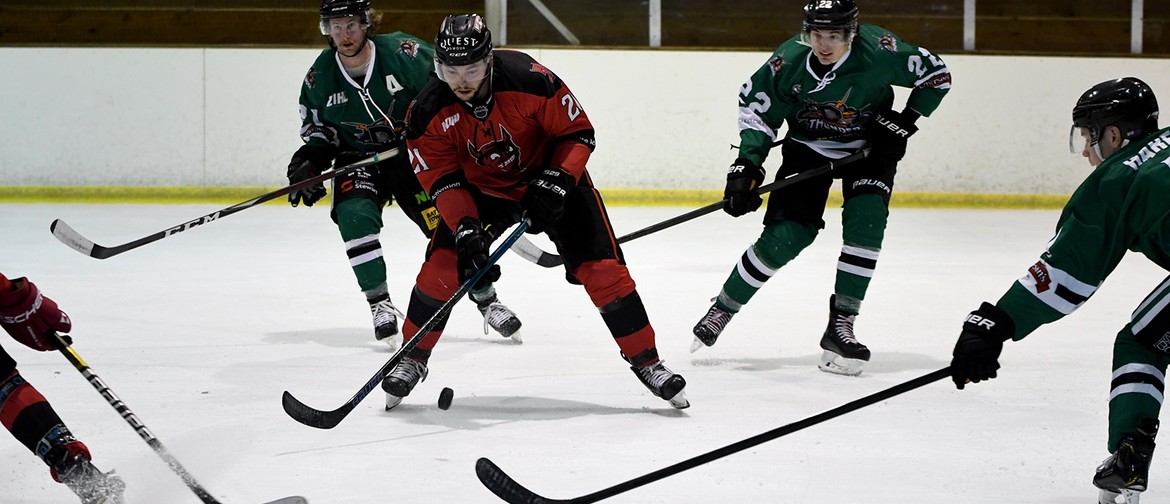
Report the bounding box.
[1105,125,1124,149]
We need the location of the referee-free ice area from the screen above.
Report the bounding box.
[1,203,1162,503]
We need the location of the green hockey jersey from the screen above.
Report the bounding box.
[737,24,950,164]
[298,33,435,159]
[998,126,1170,339]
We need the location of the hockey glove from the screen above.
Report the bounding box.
[522,167,575,234]
[867,109,919,163]
[455,217,501,290]
[951,302,1015,389]
[0,278,72,351]
[723,157,765,217]
[287,156,327,208]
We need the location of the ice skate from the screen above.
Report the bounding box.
[1094,418,1157,504]
[382,357,428,410]
[369,297,404,350]
[476,294,523,342]
[631,360,689,409]
[50,449,126,504]
[691,302,734,353]
[818,295,870,376]
[1098,488,1141,504]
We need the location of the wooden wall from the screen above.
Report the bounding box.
[1,0,1166,55]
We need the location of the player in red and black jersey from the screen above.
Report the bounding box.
[382,13,689,410]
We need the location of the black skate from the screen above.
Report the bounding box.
[476,294,523,342]
[818,295,870,376]
[691,302,734,353]
[52,453,126,504]
[631,360,689,409]
[1095,418,1158,503]
[382,357,428,410]
[370,297,404,350]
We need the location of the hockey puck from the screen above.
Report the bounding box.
[438,387,454,410]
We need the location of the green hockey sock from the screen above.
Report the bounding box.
[336,198,387,294]
[717,220,817,311]
[834,195,888,313]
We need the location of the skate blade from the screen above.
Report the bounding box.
[385,393,404,411]
[378,333,402,352]
[689,336,706,354]
[1099,488,1141,504]
[509,330,523,344]
[667,391,690,409]
[817,350,865,377]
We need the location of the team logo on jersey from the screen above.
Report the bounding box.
[529,63,556,83]
[1027,261,1052,293]
[877,34,898,53]
[342,118,400,146]
[467,124,522,172]
[304,67,317,89]
[398,39,420,60]
[796,88,870,134]
[768,55,785,76]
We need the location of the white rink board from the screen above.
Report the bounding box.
[2,47,1170,195]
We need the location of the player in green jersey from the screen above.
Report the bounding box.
[690,0,951,376]
[951,77,1165,504]
[287,0,522,350]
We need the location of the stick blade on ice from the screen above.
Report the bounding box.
[50,219,99,257]
[281,390,350,430]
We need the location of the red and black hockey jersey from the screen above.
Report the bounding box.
[404,49,596,230]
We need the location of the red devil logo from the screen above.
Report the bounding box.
[467,125,522,172]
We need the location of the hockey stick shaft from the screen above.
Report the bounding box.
[477,366,950,504]
[49,148,399,259]
[532,147,868,267]
[52,333,224,504]
[281,219,532,429]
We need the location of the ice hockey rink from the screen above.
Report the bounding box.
[1,202,1164,504]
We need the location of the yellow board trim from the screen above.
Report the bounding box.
[0,186,1071,210]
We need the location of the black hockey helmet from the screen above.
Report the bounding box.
[802,0,859,34]
[1070,77,1160,153]
[434,14,493,66]
[319,0,371,35]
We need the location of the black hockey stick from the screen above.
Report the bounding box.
[281,219,532,429]
[529,147,869,268]
[48,148,400,259]
[477,366,949,504]
[53,333,308,504]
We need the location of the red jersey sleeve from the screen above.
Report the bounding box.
[538,79,595,181]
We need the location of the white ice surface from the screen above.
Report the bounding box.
[1,203,1164,504]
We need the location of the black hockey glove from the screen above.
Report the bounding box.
[867,109,919,163]
[287,156,327,208]
[723,157,765,217]
[455,217,501,290]
[951,302,1015,390]
[522,167,575,234]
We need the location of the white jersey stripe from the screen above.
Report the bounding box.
[1112,363,1167,383]
[1017,259,1099,315]
[738,108,777,141]
[1109,383,1165,404]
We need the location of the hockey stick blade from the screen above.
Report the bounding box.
[510,235,562,268]
[282,220,531,429]
[49,148,398,260]
[477,366,947,503]
[261,497,309,504]
[526,147,869,268]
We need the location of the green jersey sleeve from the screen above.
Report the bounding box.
[996,127,1170,340]
[736,43,802,166]
[860,26,950,117]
